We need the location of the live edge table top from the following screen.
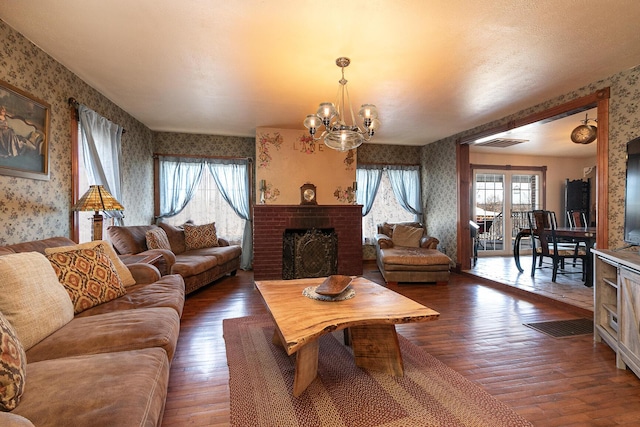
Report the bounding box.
[254,276,440,356]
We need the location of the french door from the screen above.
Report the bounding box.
[473,169,542,256]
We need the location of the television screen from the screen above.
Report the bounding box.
[624,137,640,245]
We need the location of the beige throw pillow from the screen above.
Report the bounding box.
[184,222,218,250]
[45,240,135,287]
[0,252,74,350]
[46,246,127,315]
[392,224,424,248]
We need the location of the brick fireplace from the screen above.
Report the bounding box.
[253,205,363,280]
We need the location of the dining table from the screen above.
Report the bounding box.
[513,226,597,286]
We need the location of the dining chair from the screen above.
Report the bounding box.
[565,209,589,263]
[566,210,588,227]
[528,210,588,281]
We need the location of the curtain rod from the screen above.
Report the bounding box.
[153,152,252,162]
[357,161,421,167]
[68,97,127,134]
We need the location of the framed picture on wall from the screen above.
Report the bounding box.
[0,79,50,180]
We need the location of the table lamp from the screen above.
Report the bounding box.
[72,185,124,240]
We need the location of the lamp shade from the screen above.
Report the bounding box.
[72,185,124,212]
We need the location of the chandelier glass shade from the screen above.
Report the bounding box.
[304,57,380,152]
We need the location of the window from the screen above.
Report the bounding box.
[76,127,103,242]
[162,170,244,245]
[72,106,124,243]
[361,170,415,242]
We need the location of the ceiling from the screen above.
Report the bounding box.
[470,107,598,157]
[1,1,640,149]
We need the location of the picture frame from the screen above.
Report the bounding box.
[0,79,50,180]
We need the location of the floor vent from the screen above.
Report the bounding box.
[524,318,593,338]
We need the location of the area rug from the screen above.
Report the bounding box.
[223,315,532,427]
[524,318,593,338]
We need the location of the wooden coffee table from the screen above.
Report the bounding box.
[254,277,439,396]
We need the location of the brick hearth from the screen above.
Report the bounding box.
[253,205,363,280]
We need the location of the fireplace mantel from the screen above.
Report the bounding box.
[253,204,363,280]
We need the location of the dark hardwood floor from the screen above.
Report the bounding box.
[162,262,640,426]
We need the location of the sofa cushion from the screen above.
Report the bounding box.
[379,247,452,267]
[380,222,423,238]
[107,225,156,255]
[25,307,180,363]
[0,311,26,411]
[158,222,187,254]
[46,246,127,314]
[0,412,35,426]
[392,224,424,248]
[184,222,218,250]
[172,253,220,277]
[0,252,74,350]
[1,237,77,255]
[0,247,15,256]
[74,274,185,318]
[44,241,135,287]
[186,245,243,265]
[12,348,169,427]
[145,227,172,250]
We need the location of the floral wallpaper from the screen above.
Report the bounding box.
[0,20,154,244]
[421,141,457,258]
[153,132,255,159]
[357,142,421,165]
[255,127,356,205]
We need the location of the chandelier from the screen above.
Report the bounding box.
[303,57,380,152]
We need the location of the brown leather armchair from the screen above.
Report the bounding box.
[374,222,451,285]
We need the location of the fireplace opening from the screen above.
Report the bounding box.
[283,228,338,279]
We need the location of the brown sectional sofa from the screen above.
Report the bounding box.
[108,223,242,294]
[375,222,452,285]
[0,237,185,427]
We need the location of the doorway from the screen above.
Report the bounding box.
[457,88,610,272]
[473,169,542,256]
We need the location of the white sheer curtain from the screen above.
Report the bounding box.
[78,105,124,224]
[156,156,205,220]
[207,160,252,270]
[387,165,423,221]
[356,166,383,216]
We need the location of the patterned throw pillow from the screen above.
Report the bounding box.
[184,222,218,250]
[45,241,136,287]
[0,311,27,411]
[145,227,172,251]
[46,246,127,314]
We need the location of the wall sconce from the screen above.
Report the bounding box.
[72,185,124,240]
[259,179,266,204]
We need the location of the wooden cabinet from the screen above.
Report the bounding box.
[565,178,590,225]
[619,267,640,375]
[594,249,640,377]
